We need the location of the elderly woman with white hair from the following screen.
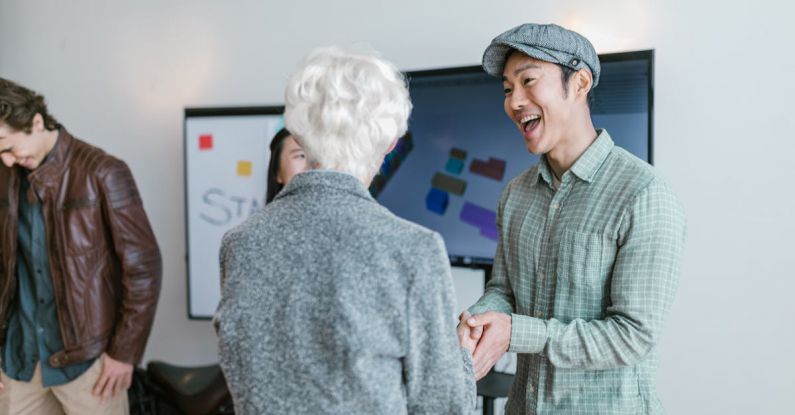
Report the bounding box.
[216,47,476,414]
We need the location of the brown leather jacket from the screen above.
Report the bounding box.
[0,129,162,368]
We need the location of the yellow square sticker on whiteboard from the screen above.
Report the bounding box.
[236,160,252,177]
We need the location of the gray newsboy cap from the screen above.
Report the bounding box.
[482,23,601,88]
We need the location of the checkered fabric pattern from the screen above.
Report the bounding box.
[469,130,686,414]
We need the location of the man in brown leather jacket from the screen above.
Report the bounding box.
[0,78,162,414]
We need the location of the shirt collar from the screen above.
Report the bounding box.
[535,129,614,186]
[536,157,554,186]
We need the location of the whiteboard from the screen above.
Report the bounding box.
[184,107,284,319]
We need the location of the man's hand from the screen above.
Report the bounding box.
[92,353,133,404]
[467,311,511,380]
[456,311,481,354]
[457,311,484,353]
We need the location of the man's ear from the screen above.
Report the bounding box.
[575,69,594,100]
[31,113,45,132]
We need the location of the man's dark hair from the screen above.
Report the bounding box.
[0,77,61,133]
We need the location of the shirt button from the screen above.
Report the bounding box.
[538,272,544,281]
[553,203,560,210]
[528,383,535,393]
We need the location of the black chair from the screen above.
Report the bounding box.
[476,370,513,415]
[146,361,234,415]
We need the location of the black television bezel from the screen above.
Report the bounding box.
[183,105,284,320]
[403,49,654,270]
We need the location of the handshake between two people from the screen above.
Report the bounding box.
[456,311,512,381]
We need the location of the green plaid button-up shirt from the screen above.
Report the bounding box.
[469,130,686,414]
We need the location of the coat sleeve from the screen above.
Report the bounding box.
[99,158,162,365]
[404,232,476,414]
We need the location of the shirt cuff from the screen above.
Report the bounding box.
[467,300,510,317]
[467,304,489,317]
[508,313,548,354]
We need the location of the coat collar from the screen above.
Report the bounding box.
[274,170,375,203]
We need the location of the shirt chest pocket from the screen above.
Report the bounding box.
[554,229,617,321]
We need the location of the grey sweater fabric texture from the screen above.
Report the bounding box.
[217,170,476,415]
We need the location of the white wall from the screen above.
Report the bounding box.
[2,0,794,413]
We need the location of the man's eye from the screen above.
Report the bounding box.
[523,78,533,85]
[503,88,512,94]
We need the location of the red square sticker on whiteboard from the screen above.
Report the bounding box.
[199,134,213,150]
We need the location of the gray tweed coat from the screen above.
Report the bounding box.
[216,170,475,414]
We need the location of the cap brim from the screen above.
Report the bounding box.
[482,41,568,78]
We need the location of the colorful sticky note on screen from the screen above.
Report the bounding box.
[236,161,252,177]
[199,134,213,150]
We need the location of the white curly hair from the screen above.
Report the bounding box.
[284,46,412,182]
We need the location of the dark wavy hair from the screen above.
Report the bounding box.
[266,127,294,204]
[0,77,61,133]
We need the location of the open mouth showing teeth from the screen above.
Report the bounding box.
[520,114,540,132]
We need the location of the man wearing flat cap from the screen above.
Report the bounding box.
[457,23,686,414]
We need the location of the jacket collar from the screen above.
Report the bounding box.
[24,127,73,199]
[27,128,73,184]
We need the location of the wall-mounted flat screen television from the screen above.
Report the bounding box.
[183,51,654,318]
[371,50,654,266]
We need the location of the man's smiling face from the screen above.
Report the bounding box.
[502,52,578,156]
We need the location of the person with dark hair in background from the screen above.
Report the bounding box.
[458,24,686,414]
[0,77,162,415]
[265,127,307,204]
